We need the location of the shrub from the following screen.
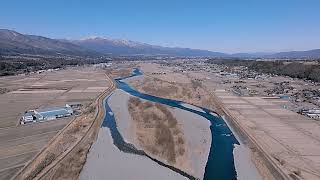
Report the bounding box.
[129,97,141,107]
[177,137,185,145]
[178,147,185,156]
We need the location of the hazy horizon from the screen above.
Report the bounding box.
[1,0,320,53]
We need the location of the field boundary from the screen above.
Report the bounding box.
[210,90,292,180]
[13,73,116,180]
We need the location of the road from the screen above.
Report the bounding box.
[14,73,116,180]
[213,89,320,180]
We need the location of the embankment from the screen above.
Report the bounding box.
[13,74,116,180]
[210,91,291,180]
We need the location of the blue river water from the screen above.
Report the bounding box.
[103,68,239,180]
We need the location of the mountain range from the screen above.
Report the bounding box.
[0,29,97,56]
[71,37,226,57]
[0,29,320,58]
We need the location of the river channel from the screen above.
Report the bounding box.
[103,69,239,180]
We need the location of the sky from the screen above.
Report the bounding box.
[1,0,320,53]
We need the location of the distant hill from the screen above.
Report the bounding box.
[0,29,98,56]
[0,29,227,57]
[1,29,320,58]
[230,52,275,58]
[71,37,227,57]
[268,49,320,58]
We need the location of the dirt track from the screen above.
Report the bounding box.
[0,67,109,180]
[128,63,320,180]
[213,89,320,180]
[13,73,116,180]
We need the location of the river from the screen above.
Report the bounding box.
[103,68,239,180]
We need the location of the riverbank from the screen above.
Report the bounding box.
[219,115,261,180]
[169,107,211,180]
[107,89,211,179]
[14,73,115,180]
[233,144,261,180]
[124,67,263,179]
[213,90,290,179]
[126,74,217,112]
[79,127,187,180]
[80,67,262,180]
[108,89,136,145]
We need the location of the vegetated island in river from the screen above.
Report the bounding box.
[80,89,211,180]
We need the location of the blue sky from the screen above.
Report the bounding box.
[1,0,320,53]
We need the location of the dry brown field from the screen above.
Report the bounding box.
[132,62,320,180]
[0,66,109,179]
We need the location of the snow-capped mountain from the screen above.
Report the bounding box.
[0,29,98,56]
[71,36,227,56]
[1,29,320,58]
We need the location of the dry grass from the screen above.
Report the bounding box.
[11,68,112,180]
[83,104,96,115]
[49,144,91,180]
[108,69,132,78]
[129,76,216,111]
[26,152,56,180]
[141,78,179,97]
[128,97,186,165]
[191,79,202,90]
[16,103,98,180]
